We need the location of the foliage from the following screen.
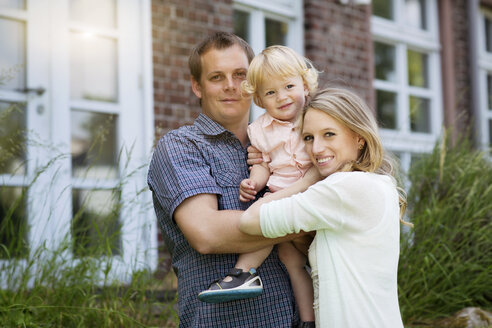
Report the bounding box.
[398,132,492,324]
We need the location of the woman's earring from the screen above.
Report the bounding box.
[358,144,364,150]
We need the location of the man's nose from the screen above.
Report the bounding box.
[224,76,236,91]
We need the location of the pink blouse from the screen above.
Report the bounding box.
[247,113,312,192]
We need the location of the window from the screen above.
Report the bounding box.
[372,0,441,172]
[233,0,303,121]
[478,8,492,154]
[0,0,156,285]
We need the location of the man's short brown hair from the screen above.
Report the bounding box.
[188,32,255,83]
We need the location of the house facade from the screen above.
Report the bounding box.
[0,0,491,281]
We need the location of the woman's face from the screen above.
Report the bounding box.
[302,108,363,177]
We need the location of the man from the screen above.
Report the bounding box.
[148,32,299,327]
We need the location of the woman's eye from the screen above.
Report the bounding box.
[325,132,335,137]
[303,135,313,142]
[286,84,295,89]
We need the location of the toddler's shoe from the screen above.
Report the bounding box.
[197,268,263,303]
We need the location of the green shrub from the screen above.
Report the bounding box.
[398,132,492,323]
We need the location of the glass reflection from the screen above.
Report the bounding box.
[265,18,287,46]
[404,0,426,30]
[72,188,121,257]
[0,102,26,175]
[409,96,430,133]
[70,32,118,102]
[407,49,428,87]
[374,42,396,82]
[376,90,397,129]
[373,0,393,20]
[0,0,25,10]
[489,120,492,154]
[0,18,26,91]
[0,186,28,259]
[71,110,118,179]
[486,16,492,53]
[234,10,250,43]
[488,74,492,110]
[69,0,116,29]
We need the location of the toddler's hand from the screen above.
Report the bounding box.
[239,178,257,202]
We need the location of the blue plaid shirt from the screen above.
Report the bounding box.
[148,114,297,327]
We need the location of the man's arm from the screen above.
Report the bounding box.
[174,193,301,254]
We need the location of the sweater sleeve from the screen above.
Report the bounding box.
[259,172,394,238]
[260,177,344,238]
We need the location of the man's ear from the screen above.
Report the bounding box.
[191,77,202,99]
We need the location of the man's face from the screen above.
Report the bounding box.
[191,45,251,128]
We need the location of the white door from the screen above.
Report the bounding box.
[0,0,156,285]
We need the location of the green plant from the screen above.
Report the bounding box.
[398,132,492,324]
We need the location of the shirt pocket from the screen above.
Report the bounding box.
[214,169,241,187]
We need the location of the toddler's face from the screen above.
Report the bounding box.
[258,75,308,123]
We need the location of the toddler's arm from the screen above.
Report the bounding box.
[239,162,270,202]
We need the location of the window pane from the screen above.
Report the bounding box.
[0,18,26,91]
[234,10,250,43]
[70,32,118,102]
[0,186,28,259]
[409,96,430,133]
[0,102,26,175]
[408,50,428,87]
[69,0,116,29]
[489,120,492,153]
[405,0,427,30]
[0,0,25,10]
[488,74,492,110]
[373,0,393,20]
[72,188,121,258]
[485,15,492,53]
[376,90,397,129]
[265,18,287,47]
[71,110,118,179]
[374,42,396,82]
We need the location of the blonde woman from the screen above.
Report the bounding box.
[240,88,408,327]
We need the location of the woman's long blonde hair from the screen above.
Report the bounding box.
[302,88,411,225]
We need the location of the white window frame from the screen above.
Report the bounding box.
[233,0,304,121]
[372,0,442,172]
[477,7,492,153]
[0,0,156,287]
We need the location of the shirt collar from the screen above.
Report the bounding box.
[261,113,301,130]
[195,113,228,136]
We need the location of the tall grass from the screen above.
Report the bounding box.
[0,100,178,327]
[398,132,492,324]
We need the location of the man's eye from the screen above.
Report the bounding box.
[286,84,295,89]
[265,91,275,96]
[235,72,246,78]
[210,75,221,81]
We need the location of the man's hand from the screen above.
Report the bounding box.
[247,145,263,166]
[239,178,257,202]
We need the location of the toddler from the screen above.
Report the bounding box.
[198,45,319,327]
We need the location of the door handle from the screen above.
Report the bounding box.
[16,87,46,96]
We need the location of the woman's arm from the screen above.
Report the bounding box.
[240,166,321,235]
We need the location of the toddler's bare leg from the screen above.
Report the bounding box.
[222,245,273,282]
[278,242,315,322]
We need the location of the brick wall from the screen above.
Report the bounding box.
[152,0,234,140]
[304,1,374,108]
[451,0,472,133]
